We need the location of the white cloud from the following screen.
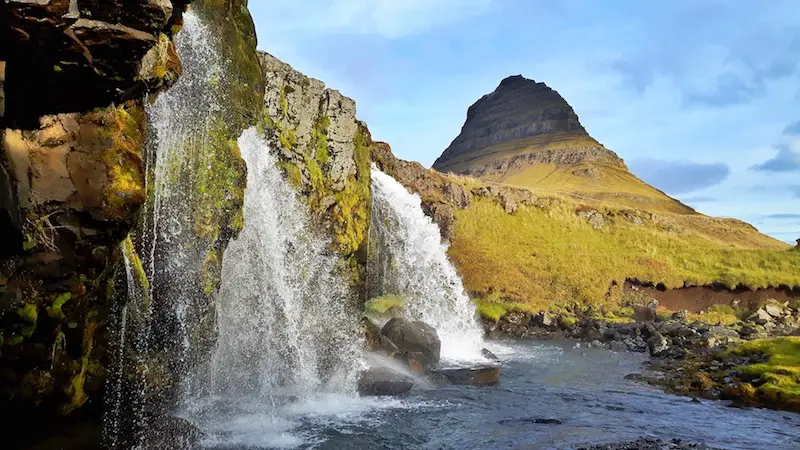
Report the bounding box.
[250,0,495,38]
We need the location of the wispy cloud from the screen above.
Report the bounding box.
[764,213,800,219]
[252,0,495,39]
[752,121,800,172]
[628,159,730,194]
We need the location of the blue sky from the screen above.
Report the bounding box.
[249,0,800,244]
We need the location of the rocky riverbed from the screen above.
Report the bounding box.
[483,299,800,412]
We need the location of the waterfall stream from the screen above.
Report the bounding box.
[182,129,362,446]
[369,167,485,362]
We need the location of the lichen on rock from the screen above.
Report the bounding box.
[257,52,373,292]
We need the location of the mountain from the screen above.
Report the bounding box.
[433,75,694,214]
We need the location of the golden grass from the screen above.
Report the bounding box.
[449,198,800,312]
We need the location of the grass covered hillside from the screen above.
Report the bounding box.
[448,188,800,313]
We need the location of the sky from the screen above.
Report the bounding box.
[249,0,800,244]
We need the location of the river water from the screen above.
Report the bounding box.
[198,340,799,450]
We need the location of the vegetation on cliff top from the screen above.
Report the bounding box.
[451,197,800,314]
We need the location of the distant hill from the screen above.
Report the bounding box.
[433,75,694,214]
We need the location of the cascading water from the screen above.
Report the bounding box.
[145,10,222,372]
[369,167,485,362]
[182,128,362,446]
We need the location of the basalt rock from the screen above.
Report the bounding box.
[0,104,147,434]
[357,367,414,396]
[381,318,441,372]
[2,0,191,128]
[0,0,265,444]
[432,364,500,386]
[258,52,372,293]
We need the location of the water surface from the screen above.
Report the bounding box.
[197,340,800,449]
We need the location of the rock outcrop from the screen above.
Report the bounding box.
[2,0,191,128]
[258,52,372,291]
[432,75,694,214]
[0,1,264,445]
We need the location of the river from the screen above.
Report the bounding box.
[194,340,799,449]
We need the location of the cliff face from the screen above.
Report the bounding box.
[434,75,693,214]
[0,1,265,442]
[258,52,372,292]
[1,0,190,129]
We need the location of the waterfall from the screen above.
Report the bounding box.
[144,10,221,380]
[103,238,151,449]
[370,167,485,362]
[183,128,362,444]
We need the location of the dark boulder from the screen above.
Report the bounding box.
[481,348,500,361]
[382,318,441,372]
[432,365,500,386]
[357,367,414,396]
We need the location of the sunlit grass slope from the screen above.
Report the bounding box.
[449,197,800,312]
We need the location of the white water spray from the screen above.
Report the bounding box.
[145,11,223,374]
[183,128,362,443]
[369,167,485,362]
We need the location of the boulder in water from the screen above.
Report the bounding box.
[432,364,500,386]
[357,367,414,396]
[381,318,441,372]
[481,348,500,361]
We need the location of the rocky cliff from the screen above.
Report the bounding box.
[1,0,190,129]
[258,52,372,293]
[434,75,693,214]
[0,1,264,445]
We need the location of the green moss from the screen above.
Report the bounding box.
[122,236,150,291]
[63,320,96,413]
[193,119,246,240]
[17,303,38,338]
[202,250,221,296]
[314,116,331,165]
[474,299,507,322]
[365,294,406,315]
[688,304,743,326]
[278,161,303,188]
[278,128,298,151]
[46,293,72,320]
[101,102,147,220]
[724,337,800,404]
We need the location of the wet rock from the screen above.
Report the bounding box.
[481,348,500,361]
[578,437,719,450]
[532,311,555,328]
[647,332,670,356]
[498,417,562,425]
[609,341,628,352]
[382,318,441,371]
[422,201,456,241]
[432,364,500,386]
[357,367,414,396]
